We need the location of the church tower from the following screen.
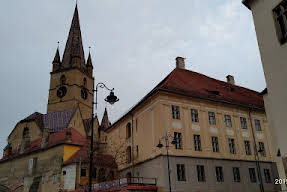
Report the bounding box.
[47,5,94,119]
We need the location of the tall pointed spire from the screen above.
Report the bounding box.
[53,46,60,64]
[52,43,61,72]
[87,49,93,67]
[100,108,111,130]
[61,4,85,68]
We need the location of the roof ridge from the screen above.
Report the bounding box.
[176,68,261,94]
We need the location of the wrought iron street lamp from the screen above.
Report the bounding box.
[89,82,119,192]
[156,133,178,192]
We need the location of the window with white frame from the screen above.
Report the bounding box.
[191,109,199,122]
[259,142,266,157]
[176,164,186,181]
[255,119,262,131]
[232,167,240,182]
[264,169,271,183]
[174,132,182,149]
[224,115,232,127]
[172,105,180,120]
[52,174,57,184]
[216,166,224,182]
[228,138,236,154]
[244,140,251,155]
[240,117,247,129]
[194,135,201,151]
[212,136,219,152]
[249,168,257,183]
[208,112,216,125]
[197,165,205,182]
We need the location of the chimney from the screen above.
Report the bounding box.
[176,57,185,69]
[41,127,50,149]
[226,75,235,85]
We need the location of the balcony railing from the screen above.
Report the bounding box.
[78,177,157,191]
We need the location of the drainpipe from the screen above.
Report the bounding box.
[248,107,264,192]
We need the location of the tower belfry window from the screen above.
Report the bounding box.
[83,78,87,87]
[60,75,66,85]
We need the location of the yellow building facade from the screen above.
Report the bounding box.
[105,58,279,192]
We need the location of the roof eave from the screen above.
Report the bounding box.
[242,0,251,10]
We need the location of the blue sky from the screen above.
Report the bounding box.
[0,0,264,156]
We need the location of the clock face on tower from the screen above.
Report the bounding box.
[81,88,88,100]
[57,86,67,98]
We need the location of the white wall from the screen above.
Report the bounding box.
[62,164,77,190]
[249,0,287,189]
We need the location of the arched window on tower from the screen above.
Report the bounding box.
[60,75,66,85]
[83,77,87,87]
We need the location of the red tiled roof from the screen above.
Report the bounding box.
[158,68,264,109]
[1,128,86,163]
[106,68,264,131]
[64,144,117,168]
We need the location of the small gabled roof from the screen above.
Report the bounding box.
[43,108,77,132]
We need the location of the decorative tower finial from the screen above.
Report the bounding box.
[87,46,93,76]
[52,42,61,72]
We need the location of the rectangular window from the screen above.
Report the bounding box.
[233,167,240,182]
[172,105,180,120]
[28,158,37,170]
[244,141,251,155]
[249,168,257,183]
[216,166,224,182]
[194,135,201,151]
[42,176,45,184]
[228,138,236,154]
[191,109,199,122]
[212,136,219,152]
[259,142,266,157]
[176,164,186,181]
[264,169,271,183]
[224,115,232,127]
[81,168,86,177]
[240,117,247,129]
[93,168,97,179]
[174,132,183,149]
[52,174,57,184]
[29,159,33,169]
[273,1,287,44]
[208,112,216,125]
[255,119,262,131]
[197,165,205,182]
